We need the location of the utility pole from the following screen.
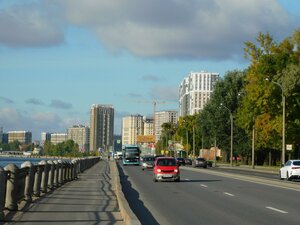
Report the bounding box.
[220,103,233,167]
[266,78,286,165]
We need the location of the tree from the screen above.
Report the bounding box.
[197,70,247,162]
[237,29,300,163]
[43,139,81,157]
[156,122,178,155]
[9,140,21,151]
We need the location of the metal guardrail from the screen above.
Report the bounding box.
[0,157,100,221]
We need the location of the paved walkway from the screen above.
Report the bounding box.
[4,160,125,225]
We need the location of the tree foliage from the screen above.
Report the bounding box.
[156,29,300,164]
[44,139,83,157]
[237,29,300,155]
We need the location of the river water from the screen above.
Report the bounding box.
[0,156,58,167]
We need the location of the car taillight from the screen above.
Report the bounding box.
[292,167,300,169]
[157,168,161,173]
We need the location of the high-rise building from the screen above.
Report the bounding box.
[50,133,67,145]
[41,132,51,146]
[179,71,219,116]
[113,135,122,152]
[0,127,3,144]
[154,110,178,142]
[144,118,154,135]
[68,125,90,152]
[122,114,144,145]
[8,131,32,144]
[90,104,114,151]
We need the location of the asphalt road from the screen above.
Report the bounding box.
[118,163,300,225]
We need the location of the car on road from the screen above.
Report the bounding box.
[279,159,300,180]
[153,157,180,182]
[176,157,185,166]
[140,156,155,170]
[184,158,192,165]
[192,157,208,168]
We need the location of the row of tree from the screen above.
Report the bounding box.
[43,140,95,157]
[0,140,32,152]
[157,29,300,165]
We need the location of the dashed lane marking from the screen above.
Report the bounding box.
[266,206,288,214]
[224,192,235,197]
[200,184,208,188]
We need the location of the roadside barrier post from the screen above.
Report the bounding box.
[21,161,35,203]
[72,159,78,179]
[0,167,7,220]
[53,160,59,187]
[47,160,54,190]
[39,160,49,193]
[58,160,63,186]
[33,165,43,197]
[4,164,19,211]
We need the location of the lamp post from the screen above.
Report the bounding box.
[193,125,195,158]
[266,78,286,165]
[220,103,233,167]
[252,123,255,169]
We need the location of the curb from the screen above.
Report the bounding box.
[110,161,141,225]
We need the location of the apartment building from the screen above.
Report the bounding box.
[90,104,114,151]
[41,132,51,146]
[154,110,178,142]
[50,133,67,145]
[144,118,154,136]
[8,131,32,144]
[179,71,219,116]
[68,125,90,152]
[122,114,144,145]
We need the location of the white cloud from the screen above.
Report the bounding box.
[0,0,296,59]
[0,2,64,47]
[57,0,293,60]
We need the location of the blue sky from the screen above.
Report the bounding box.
[1,0,300,141]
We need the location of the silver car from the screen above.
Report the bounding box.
[141,156,155,170]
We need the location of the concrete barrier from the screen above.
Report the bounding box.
[47,160,55,190]
[21,161,35,203]
[0,157,100,222]
[53,160,59,188]
[0,167,7,220]
[111,161,141,225]
[33,164,43,197]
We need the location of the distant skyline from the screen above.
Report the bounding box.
[1,0,300,141]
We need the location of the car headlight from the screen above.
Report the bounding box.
[174,169,178,173]
[157,168,161,173]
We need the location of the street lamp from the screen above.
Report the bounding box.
[266,78,286,165]
[220,103,233,167]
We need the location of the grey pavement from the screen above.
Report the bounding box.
[4,160,125,225]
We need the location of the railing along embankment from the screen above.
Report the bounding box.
[0,157,100,221]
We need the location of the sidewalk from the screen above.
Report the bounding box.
[3,160,125,225]
[216,163,279,174]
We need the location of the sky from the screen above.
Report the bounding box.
[1,0,300,141]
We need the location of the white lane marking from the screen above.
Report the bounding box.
[185,178,190,181]
[200,184,208,188]
[266,206,288,214]
[224,192,235,197]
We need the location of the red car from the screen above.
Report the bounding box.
[153,157,180,182]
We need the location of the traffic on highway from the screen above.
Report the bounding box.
[117,157,300,225]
